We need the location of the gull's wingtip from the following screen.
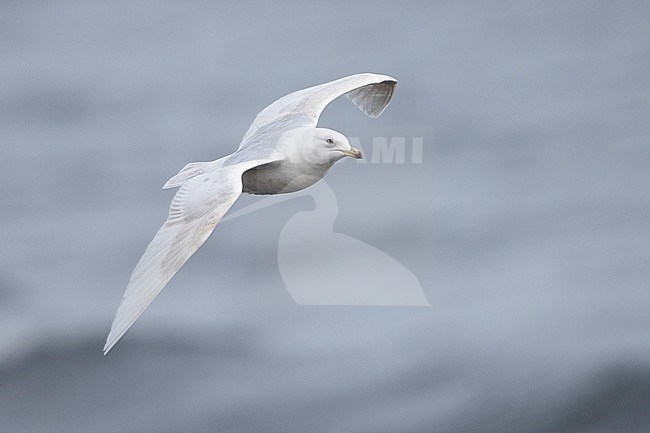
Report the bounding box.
[352,71,394,78]
[103,327,125,355]
[358,72,397,84]
[103,336,115,355]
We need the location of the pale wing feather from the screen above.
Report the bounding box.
[344,80,395,118]
[240,73,397,147]
[104,158,279,354]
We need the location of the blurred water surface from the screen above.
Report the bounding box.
[1,1,649,432]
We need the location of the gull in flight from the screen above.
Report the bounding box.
[104,73,397,354]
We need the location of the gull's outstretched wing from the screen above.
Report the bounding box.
[240,73,397,147]
[104,158,280,354]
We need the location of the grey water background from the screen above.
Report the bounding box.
[1,1,649,431]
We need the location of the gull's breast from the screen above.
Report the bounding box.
[242,160,330,195]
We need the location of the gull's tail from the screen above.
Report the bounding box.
[162,156,229,189]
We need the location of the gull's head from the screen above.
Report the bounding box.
[312,128,363,162]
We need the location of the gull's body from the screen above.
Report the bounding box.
[104,73,397,354]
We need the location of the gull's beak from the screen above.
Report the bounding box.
[341,147,363,159]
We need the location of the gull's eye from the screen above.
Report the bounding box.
[326,138,334,145]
